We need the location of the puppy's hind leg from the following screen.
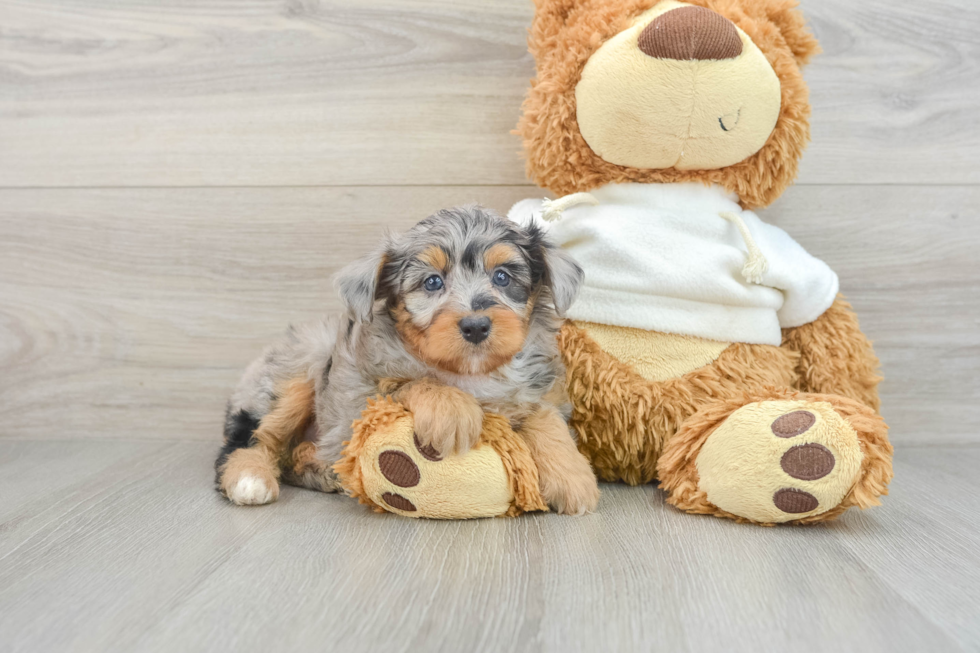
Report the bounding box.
[281,439,343,494]
[217,378,315,505]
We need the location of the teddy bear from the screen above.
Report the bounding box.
[502,0,894,524]
[335,0,893,525]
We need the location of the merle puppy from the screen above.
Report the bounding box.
[215,205,600,514]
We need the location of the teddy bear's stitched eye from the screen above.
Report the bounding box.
[492,270,511,287]
[423,275,444,292]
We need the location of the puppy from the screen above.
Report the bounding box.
[215,205,599,514]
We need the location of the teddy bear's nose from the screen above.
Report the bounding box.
[638,6,743,61]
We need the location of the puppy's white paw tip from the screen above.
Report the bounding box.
[229,475,276,505]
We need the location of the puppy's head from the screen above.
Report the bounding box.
[338,205,583,375]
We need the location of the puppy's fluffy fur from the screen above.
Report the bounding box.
[216,206,600,514]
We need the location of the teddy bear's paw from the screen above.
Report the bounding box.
[336,403,529,519]
[661,393,892,525]
[373,428,517,518]
[695,400,863,523]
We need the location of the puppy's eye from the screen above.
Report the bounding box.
[423,275,444,292]
[492,270,510,287]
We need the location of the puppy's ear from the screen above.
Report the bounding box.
[527,224,583,317]
[335,242,391,322]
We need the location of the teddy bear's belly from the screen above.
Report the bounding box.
[574,321,730,381]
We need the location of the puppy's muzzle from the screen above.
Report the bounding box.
[458,315,491,345]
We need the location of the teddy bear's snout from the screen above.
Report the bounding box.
[638,6,743,61]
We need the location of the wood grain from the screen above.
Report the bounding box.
[1,185,976,444]
[0,440,976,653]
[1,0,977,187]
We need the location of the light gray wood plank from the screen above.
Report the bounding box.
[824,446,980,651]
[0,440,281,652]
[1,0,977,187]
[799,0,980,184]
[1,185,976,444]
[0,0,535,188]
[0,439,170,528]
[1,440,976,653]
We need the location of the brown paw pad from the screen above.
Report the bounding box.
[773,488,819,514]
[771,410,816,438]
[781,443,835,481]
[413,432,443,462]
[378,450,420,487]
[382,492,417,512]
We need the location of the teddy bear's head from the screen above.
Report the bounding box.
[517,0,820,208]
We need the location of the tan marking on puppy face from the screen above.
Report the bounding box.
[418,245,448,271]
[392,300,428,353]
[393,302,470,373]
[483,243,520,271]
[423,309,473,374]
[481,305,528,371]
[392,301,530,376]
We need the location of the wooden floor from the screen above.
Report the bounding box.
[0,441,975,652]
[2,0,980,650]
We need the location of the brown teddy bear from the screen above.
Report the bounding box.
[504,0,893,524]
[334,0,892,525]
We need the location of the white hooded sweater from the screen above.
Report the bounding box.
[508,183,838,346]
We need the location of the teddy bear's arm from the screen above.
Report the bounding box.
[781,296,882,411]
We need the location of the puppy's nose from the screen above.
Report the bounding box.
[638,6,742,61]
[459,315,491,345]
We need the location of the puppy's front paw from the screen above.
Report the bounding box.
[541,456,600,516]
[412,390,484,457]
[550,474,600,516]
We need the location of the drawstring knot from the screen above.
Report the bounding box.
[540,192,599,222]
[719,211,769,284]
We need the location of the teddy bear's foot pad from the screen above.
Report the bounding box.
[659,390,893,525]
[695,400,863,523]
[381,491,417,512]
[374,440,433,512]
[335,397,548,519]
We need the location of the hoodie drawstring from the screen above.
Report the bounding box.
[719,211,769,284]
[540,192,599,222]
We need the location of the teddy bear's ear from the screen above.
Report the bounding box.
[764,0,821,66]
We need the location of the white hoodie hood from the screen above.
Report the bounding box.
[508,182,838,346]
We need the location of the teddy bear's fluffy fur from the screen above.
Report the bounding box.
[517,0,893,524]
[559,300,893,524]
